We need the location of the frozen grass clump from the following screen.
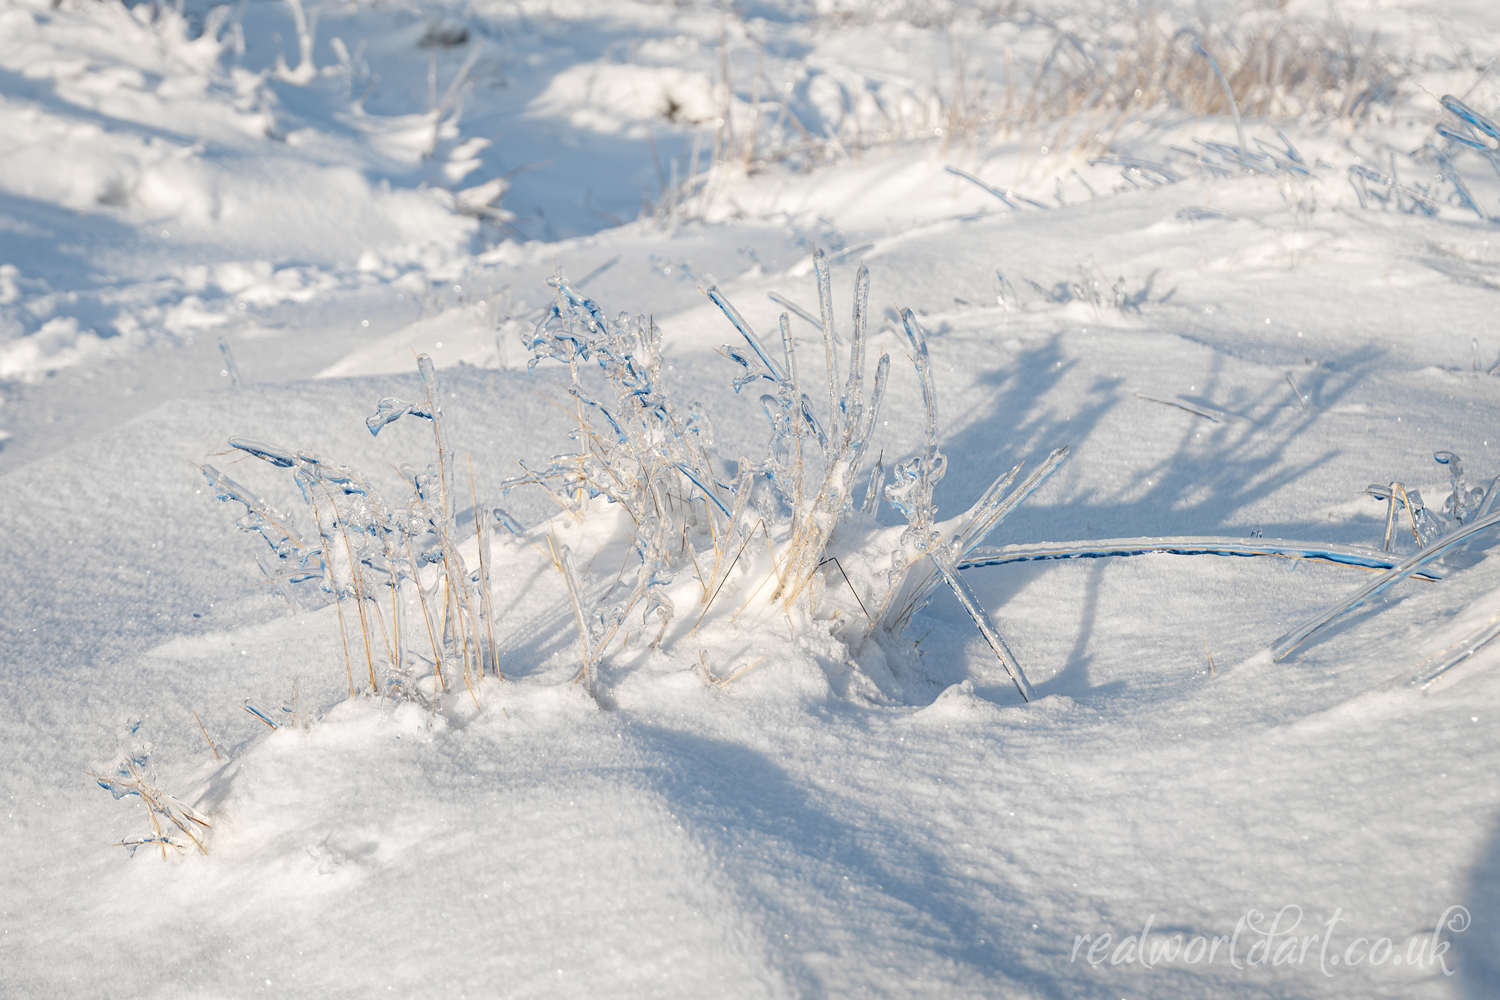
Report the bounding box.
[205,354,502,711]
[511,250,1064,701]
[195,252,1070,709]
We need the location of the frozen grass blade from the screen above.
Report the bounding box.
[193,710,221,761]
[930,548,1032,702]
[1194,38,1246,157]
[957,448,1069,560]
[217,338,243,387]
[1440,95,1500,181]
[706,286,781,381]
[814,248,841,449]
[768,292,823,332]
[92,755,211,858]
[959,537,1443,579]
[1272,507,1500,662]
[1135,393,1242,423]
[944,165,1019,210]
[1410,614,1500,688]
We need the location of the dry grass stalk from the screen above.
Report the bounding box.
[193,710,222,761]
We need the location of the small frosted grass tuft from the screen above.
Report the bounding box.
[206,354,501,715]
[1274,450,1500,670]
[89,754,211,859]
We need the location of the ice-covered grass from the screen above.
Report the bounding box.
[10,0,1500,995]
[1271,449,1500,673]
[88,746,213,858]
[202,255,1075,713]
[200,235,1494,733]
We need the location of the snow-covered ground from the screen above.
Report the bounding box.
[6,0,1500,996]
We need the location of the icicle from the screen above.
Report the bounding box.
[944,164,1020,209]
[1442,95,1500,145]
[861,456,886,517]
[886,308,944,543]
[838,263,870,452]
[814,248,840,445]
[416,353,454,528]
[773,311,805,518]
[674,463,733,518]
[995,271,1019,311]
[800,395,828,455]
[768,291,824,333]
[958,447,1069,558]
[951,462,1023,548]
[929,547,1032,702]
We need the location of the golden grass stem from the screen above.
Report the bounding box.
[193,710,222,758]
[716,654,769,688]
[193,710,222,761]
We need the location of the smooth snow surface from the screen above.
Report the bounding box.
[6,0,1500,997]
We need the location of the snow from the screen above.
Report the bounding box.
[5,0,1500,996]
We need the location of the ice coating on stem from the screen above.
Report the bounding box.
[814,249,841,447]
[1435,451,1488,524]
[229,437,297,468]
[1365,482,1444,550]
[1273,506,1500,662]
[706,285,781,382]
[218,338,242,387]
[884,308,944,546]
[201,463,327,611]
[958,536,1444,579]
[365,397,433,436]
[416,353,455,529]
[837,265,871,453]
[89,751,210,857]
[930,548,1032,702]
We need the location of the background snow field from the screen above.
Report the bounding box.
[6,0,1500,996]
